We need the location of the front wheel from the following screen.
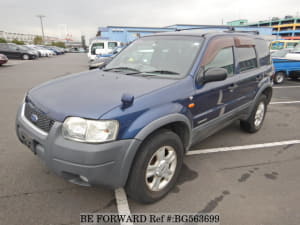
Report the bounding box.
[126,129,183,203]
[22,54,29,60]
[240,95,267,133]
[274,72,285,84]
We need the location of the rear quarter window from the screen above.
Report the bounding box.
[255,39,271,66]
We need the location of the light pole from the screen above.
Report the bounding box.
[36,15,45,43]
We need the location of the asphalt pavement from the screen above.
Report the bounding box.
[0,54,300,225]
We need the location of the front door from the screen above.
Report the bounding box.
[192,36,237,129]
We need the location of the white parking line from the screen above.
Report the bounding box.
[114,188,133,225]
[187,140,300,155]
[270,101,300,105]
[273,86,300,89]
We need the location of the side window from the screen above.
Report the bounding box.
[255,39,271,66]
[108,42,118,49]
[91,42,104,54]
[237,47,257,72]
[204,47,234,76]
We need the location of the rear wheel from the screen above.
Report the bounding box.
[22,54,29,60]
[126,129,183,203]
[274,72,285,84]
[240,95,267,133]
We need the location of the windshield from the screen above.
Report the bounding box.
[105,36,203,78]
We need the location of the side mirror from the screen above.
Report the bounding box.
[203,68,228,83]
[95,49,102,55]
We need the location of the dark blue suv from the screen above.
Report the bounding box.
[16,29,273,203]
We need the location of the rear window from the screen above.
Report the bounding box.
[237,47,258,72]
[255,39,271,66]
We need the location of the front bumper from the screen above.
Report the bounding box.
[15,104,141,188]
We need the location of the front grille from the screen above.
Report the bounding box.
[24,102,55,133]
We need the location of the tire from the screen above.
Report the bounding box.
[289,74,299,81]
[240,95,267,133]
[22,54,29,60]
[274,72,285,84]
[126,129,184,203]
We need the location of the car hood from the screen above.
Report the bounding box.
[27,70,177,122]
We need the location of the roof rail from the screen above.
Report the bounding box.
[226,30,260,35]
[175,26,260,35]
[175,26,235,32]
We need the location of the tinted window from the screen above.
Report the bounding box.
[205,47,234,76]
[255,39,271,66]
[237,47,257,72]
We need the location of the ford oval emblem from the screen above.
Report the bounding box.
[31,114,38,122]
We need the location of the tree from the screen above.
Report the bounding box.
[51,41,65,48]
[0,38,7,43]
[11,39,25,45]
[34,36,43,45]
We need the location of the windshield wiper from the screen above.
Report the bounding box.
[126,70,180,76]
[103,67,141,72]
[143,70,180,75]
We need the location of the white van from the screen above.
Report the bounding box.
[88,39,120,61]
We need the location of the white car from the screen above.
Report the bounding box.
[88,39,120,61]
[26,45,48,57]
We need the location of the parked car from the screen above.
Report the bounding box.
[0,43,37,60]
[26,45,50,57]
[270,40,300,53]
[21,45,39,58]
[0,54,8,65]
[16,29,273,203]
[42,46,62,55]
[37,45,55,56]
[69,47,86,53]
[88,39,120,61]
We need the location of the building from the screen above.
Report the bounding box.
[0,30,61,44]
[228,16,300,40]
[93,24,273,44]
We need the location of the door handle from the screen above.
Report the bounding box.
[228,83,238,92]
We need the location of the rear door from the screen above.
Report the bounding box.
[229,36,263,111]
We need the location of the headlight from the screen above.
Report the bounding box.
[62,117,119,143]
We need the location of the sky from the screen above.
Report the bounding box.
[0,0,299,42]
